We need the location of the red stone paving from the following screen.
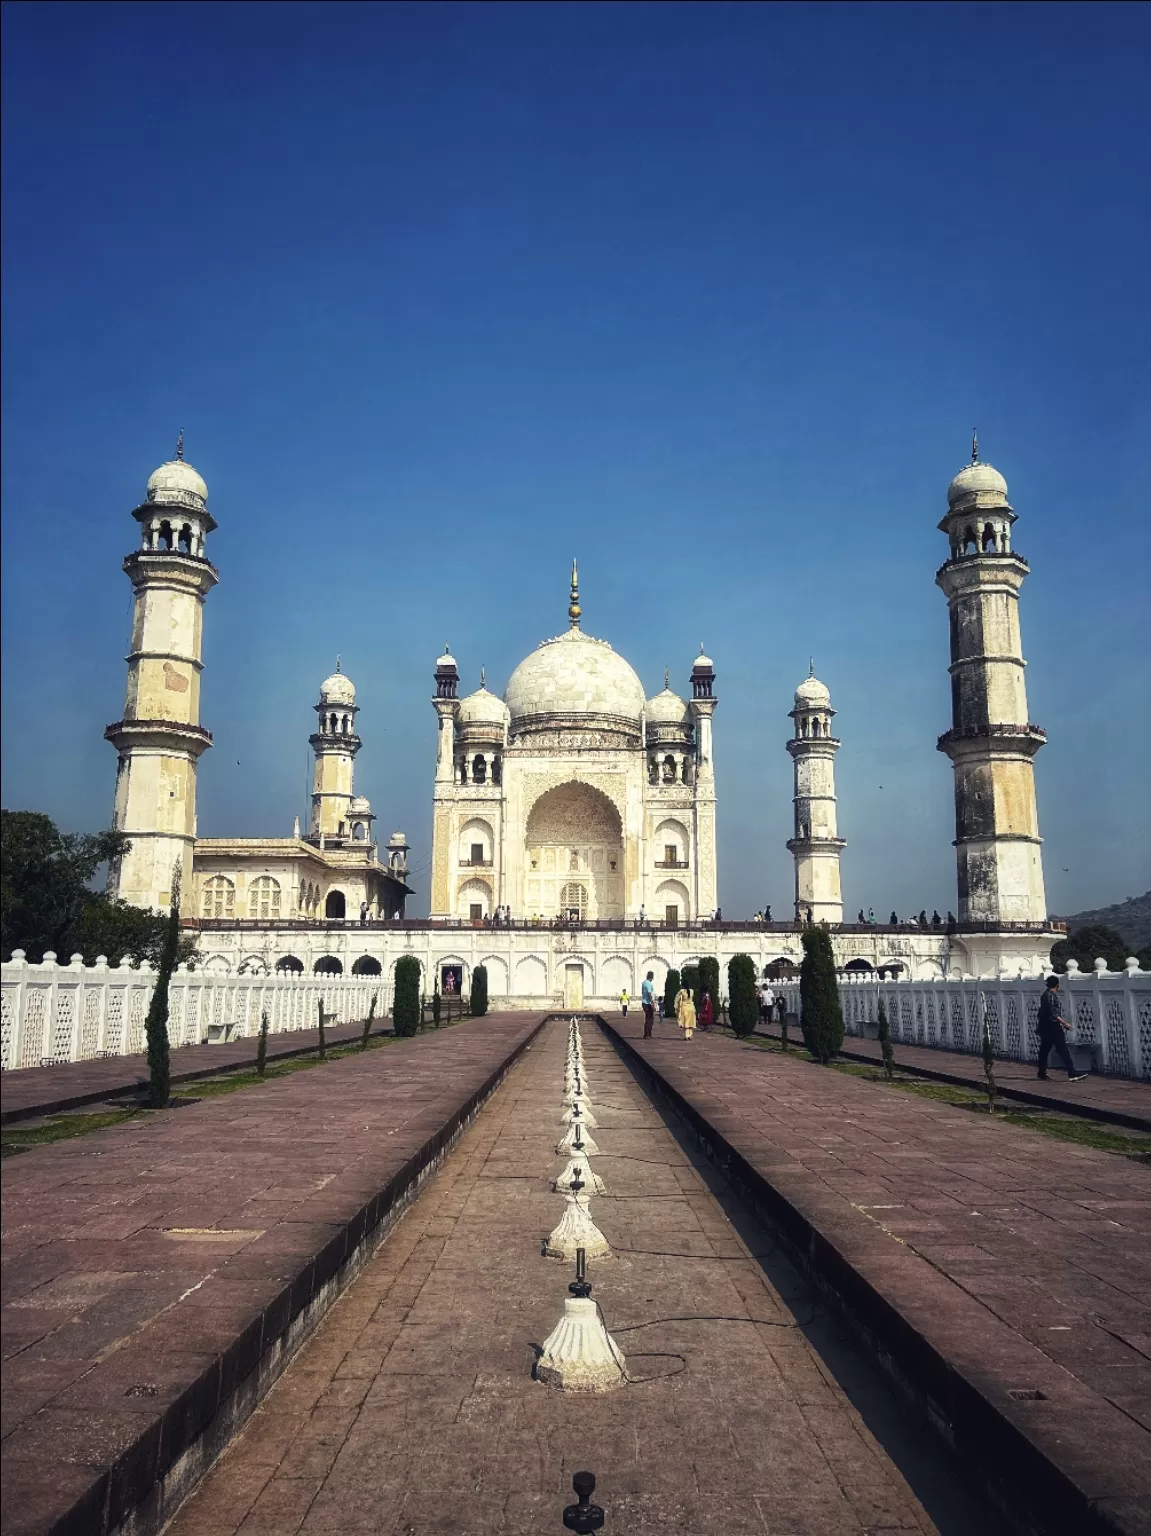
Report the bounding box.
[1,1020,394,1125]
[0,1013,544,1536]
[604,1015,1151,1534]
[165,1020,973,1536]
[755,1024,1151,1131]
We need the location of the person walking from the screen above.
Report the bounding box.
[1037,975,1087,1081]
[775,994,787,1027]
[674,982,697,1040]
[640,971,656,1038]
[699,990,714,1030]
[619,988,630,1018]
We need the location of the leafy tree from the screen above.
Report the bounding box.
[75,896,198,969]
[1050,925,1130,975]
[471,964,489,1017]
[361,992,377,1049]
[680,963,701,1010]
[393,956,422,1036]
[699,956,720,1017]
[1,810,125,960]
[256,1009,269,1076]
[144,869,181,1108]
[727,954,758,1037]
[799,925,844,1064]
[662,969,681,1021]
[877,998,894,1081]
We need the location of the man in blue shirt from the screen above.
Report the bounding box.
[1037,975,1087,1081]
[640,971,656,1038]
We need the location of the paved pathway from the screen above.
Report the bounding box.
[165,1020,1000,1536]
[0,1019,394,1124]
[605,1016,1151,1534]
[0,1014,542,1536]
[754,1024,1151,1132]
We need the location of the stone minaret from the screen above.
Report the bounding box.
[936,439,1047,923]
[310,665,360,842]
[688,646,719,916]
[786,666,845,924]
[430,646,460,917]
[105,440,217,911]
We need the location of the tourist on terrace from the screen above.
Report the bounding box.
[1037,975,1087,1082]
[619,988,630,1018]
[674,982,697,1039]
[699,990,714,1031]
[641,971,656,1038]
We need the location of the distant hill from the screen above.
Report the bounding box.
[1055,892,1151,952]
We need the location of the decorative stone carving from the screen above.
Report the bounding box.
[545,1192,610,1261]
[554,1153,606,1195]
[537,1296,625,1392]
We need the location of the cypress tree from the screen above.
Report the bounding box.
[360,991,377,1050]
[982,1007,997,1111]
[471,964,489,1017]
[663,969,681,1021]
[256,1008,269,1076]
[877,997,894,1080]
[432,983,441,1028]
[144,867,180,1108]
[799,925,844,1064]
[316,998,327,1061]
[727,954,758,1037]
[680,963,701,1010]
[393,955,421,1036]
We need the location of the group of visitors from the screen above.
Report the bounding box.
[634,971,715,1041]
[851,908,956,929]
[482,905,514,927]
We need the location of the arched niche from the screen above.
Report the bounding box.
[524,781,624,920]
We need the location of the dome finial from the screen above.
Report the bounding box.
[568,559,581,628]
[809,656,815,677]
[176,428,184,462]
[664,665,670,689]
[971,428,979,464]
[481,664,486,687]
[335,654,341,673]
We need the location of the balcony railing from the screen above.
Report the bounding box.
[458,859,493,868]
[654,859,689,869]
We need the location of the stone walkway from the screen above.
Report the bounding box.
[0,1020,394,1125]
[754,1024,1151,1132]
[605,1016,1151,1535]
[164,1019,998,1536]
[0,1014,542,1536]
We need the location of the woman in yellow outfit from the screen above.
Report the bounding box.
[674,985,696,1039]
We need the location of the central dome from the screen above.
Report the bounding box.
[504,629,646,736]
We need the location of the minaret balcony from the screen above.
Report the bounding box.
[104,717,213,756]
[937,722,1046,758]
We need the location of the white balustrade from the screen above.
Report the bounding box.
[0,952,388,1071]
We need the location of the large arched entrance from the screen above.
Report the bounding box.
[524,782,624,920]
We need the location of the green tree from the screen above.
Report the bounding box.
[699,956,720,1016]
[1,809,125,960]
[143,869,181,1108]
[471,964,489,1017]
[360,992,377,1049]
[256,1009,269,1076]
[75,896,199,969]
[727,954,758,1037]
[662,969,681,1021]
[680,963,701,1010]
[1050,925,1131,974]
[799,925,844,1064]
[393,956,422,1036]
[877,997,894,1081]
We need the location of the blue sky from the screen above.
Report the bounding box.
[2,0,1148,920]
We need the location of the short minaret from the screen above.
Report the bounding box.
[430,646,460,916]
[936,439,1047,923]
[786,665,845,924]
[689,646,719,916]
[105,439,217,911]
[309,664,361,842]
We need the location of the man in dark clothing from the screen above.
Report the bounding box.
[1036,975,1087,1081]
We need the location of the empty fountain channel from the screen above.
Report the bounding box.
[164,1017,1010,1536]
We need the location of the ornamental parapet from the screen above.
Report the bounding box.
[104,718,213,756]
[936,723,1046,756]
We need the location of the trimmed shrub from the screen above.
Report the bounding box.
[316,998,327,1060]
[799,925,844,1063]
[877,997,893,1080]
[680,964,700,1010]
[256,1009,269,1076]
[471,964,489,1017]
[361,992,377,1050]
[663,969,681,1020]
[393,956,422,1036]
[432,985,441,1028]
[144,868,180,1107]
[727,954,758,1037]
[699,956,720,1016]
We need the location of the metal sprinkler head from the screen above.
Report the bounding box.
[568,1245,591,1299]
[562,1469,605,1534]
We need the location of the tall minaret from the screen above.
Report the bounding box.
[310,664,361,842]
[786,666,845,924]
[689,646,719,916]
[105,440,217,911]
[936,438,1047,923]
[430,645,460,917]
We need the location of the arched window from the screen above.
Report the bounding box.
[352,822,366,841]
[276,955,304,973]
[982,523,997,552]
[472,753,487,784]
[352,956,382,975]
[248,876,281,920]
[325,890,347,920]
[559,881,589,919]
[491,756,502,786]
[201,875,235,919]
[314,955,343,974]
[662,755,676,784]
[159,520,174,550]
[177,523,193,553]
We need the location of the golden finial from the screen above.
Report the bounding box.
[481,665,486,688]
[568,559,581,628]
[664,666,670,689]
[971,428,979,463]
[809,657,815,677]
[176,429,184,461]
